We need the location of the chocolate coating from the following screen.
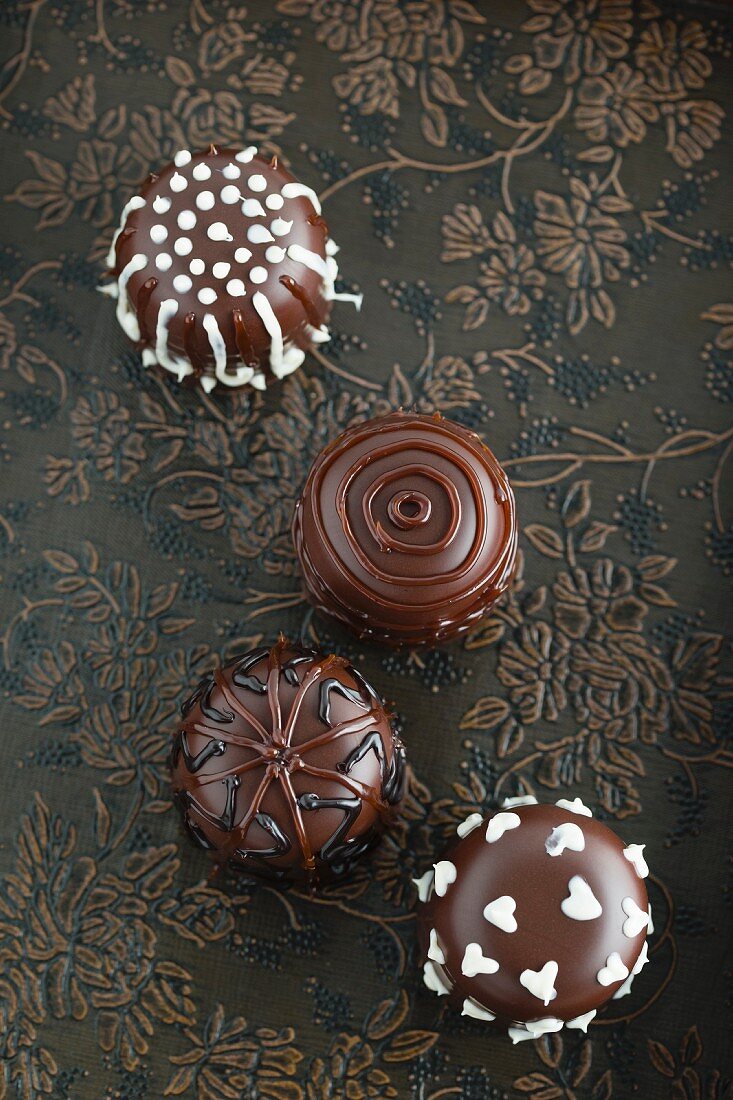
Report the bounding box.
[170,640,406,886]
[107,146,340,391]
[417,801,651,1036]
[292,412,518,646]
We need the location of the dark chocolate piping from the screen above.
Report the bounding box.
[136,276,158,343]
[279,274,323,328]
[232,308,259,369]
[183,312,207,378]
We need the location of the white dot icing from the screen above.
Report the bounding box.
[423,960,451,997]
[427,928,445,965]
[221,185,241,205]
[173,274,192,293]
[433,860,457,898]
[248,173,267,192]
[545,822,585,857]
[271,217,293,237]
[155,253,172,271]
[222,163,241,179]
[556,797,593,818]
[177,210,196,231]
[242,198,266,218]
[457,813,483,839]
[485,812,521,844]
[561,876,602,921]
[413,869,434,903]
[248,224,275,245]
[208,222,232,242]
[623,844,649,878]
[192,162,211,181]
[174,237,193,256]
[249,266,268,284]
[174,150,191,167]
[265,246,286,264]
[189,258,205,275]
[212,262,231,279]
[461,943,499,978]
[226,279,246,297]
[198,287,217,305]
[462,998,496,1022]
[196,190,215,211]
[234,247,252,264]
[621,896,650,938]
[150,224,168,244]
[266,192,284,210]
[235,146,257,163]
[566,1009,597,1032]
[170,172,187,192]
[482,895,517,933]
[519,960,558,1005]
[153,195,171,214]
[597,952,629,986]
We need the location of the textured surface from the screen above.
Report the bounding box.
[0,1,732,1097]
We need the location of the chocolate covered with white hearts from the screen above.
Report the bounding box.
[101,146,361,392]
[415,798,652,1041]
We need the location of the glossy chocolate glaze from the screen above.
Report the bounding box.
[292,411,518,646]
[170,640,406,886]
[417,803,650,1027]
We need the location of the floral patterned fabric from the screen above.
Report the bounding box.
[1,1,732,1097]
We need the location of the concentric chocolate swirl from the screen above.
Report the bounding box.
[292,412,518,646]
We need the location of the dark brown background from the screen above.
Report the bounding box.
[0,2,731,1097]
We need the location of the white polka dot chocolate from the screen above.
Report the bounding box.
[416,799,653,1041]
[102,144,359,391]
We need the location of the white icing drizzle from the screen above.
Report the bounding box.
[177,210,196,231]
[242,198,266,218]
[413,869,434,902]
[623,844,649,878]
[556,797,593,817]
[170,172,187,192]
[432,860,457,898]
[235,146,257,163]
[461,943,499,977]
[485,811,521,844]
[116,253,148,339]
[106,195,146,266]
[208,221,232,242]
[200,375,217,394]
[248,224,275,244]
[174,150,191,167]
[461,998,496,1022]
[235,247,252,264]
[265,245,286,264]
[621,896,650,938]
[252,289,284,376]
[226,279,246,297]
[222,163,241,179]
[202,312,253,389]
[545,822,585,857]
[502,795,538,808]
[520,961,558,1005]
[566,1009,596,1031]
[456,812,483,839]
[221,185,241,205]
[212,262,230,279]
[196,190,215,211]
[423,960,451,997]
[329,290,364,310]
[152,195,170,215]
[251,371,267,389]
[248,173,267,191]
[250,266,268,284]
[483,895,517,933]
[597,952,629,986]
[189,258,205,275]
[154,299,192,380]
[198,287,217,305]
[281,181,322,213]
[155,253,172,272]
[427,928,445,965]
[561,876,602,921]
[192,162,211,181]
[271,217,294,237]
[266,192,284,210]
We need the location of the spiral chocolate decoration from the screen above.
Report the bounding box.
[170,639,406,886]
[292,412,518,646]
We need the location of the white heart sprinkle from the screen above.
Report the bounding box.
[192,162,211,181]
[457,812,483,839]
[248,224,275,244]
[502,795,538,808]
[207,222,232,242]
[597,951,629,986]
[196,190,215,211]
[177,210,196,231]
[433,860,457,898]
[234,247,252,264]
[621,896,649,938]
[485,812,521,844]
[520,961,558,1005]
[271,217,293,237]
[212,262,230,279]
[174,150,191,167]
[483,895,517,934]
[647,903,654,934]
[623,843,649,879]
[174,237,192,256]
[509,1026,535,1044]
[170,172,187,192]
[249,266,268,284]
[561,876,602,921]
[525,1017,563,1037]
[198,287,216,305]
[545,822,585,857]
[462,998,495,1021]
[242,198,266,218]
[461,942,499,978]
[173,274,191,293]
[226,279,246,297]
[155,253,172,271]
[566,1009,596,1032]
[221,185,241,205]
[265,245,286,264]
[422,960,451,996]
[248,173,267,191]
[150,224,168,244]
[427,928,444,965]
[556,797,593,817]
[266,192,284,210]
[153,195,171,214]
[632,939,649,976]
[189,258,205,275]
[222,163,241,179]
[413,869,434,903]
[235,146,257,163]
